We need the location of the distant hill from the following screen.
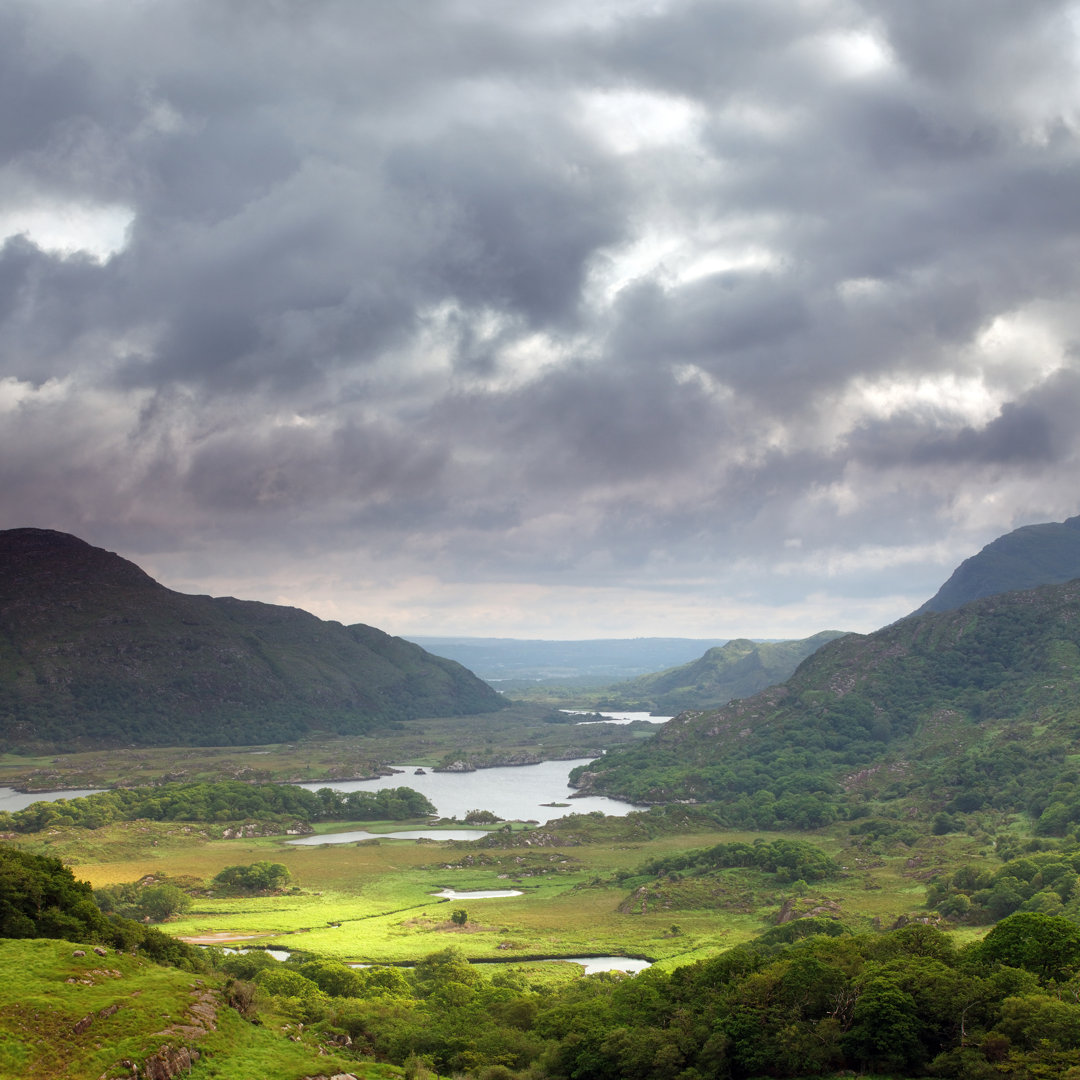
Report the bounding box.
[594,631,849,713]
[572,579,1080,834]
[406,636,731,684]
[0,529,503,752]
[913,514,1080,615]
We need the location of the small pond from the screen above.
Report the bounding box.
[288,827,488,845]
[431,888,522,899]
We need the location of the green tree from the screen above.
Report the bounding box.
[212,861,291,895]
[977,912,1080,981]
[139,883,192,922]
[842,977,924,1072]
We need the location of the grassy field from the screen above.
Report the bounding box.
[0,938,393,1080]
[10,808,995,970]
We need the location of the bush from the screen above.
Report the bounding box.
[212,861,291,895]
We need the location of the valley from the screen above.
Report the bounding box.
[6,523,1080,1077]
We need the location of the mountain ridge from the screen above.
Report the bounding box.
[0,528,504,751]
[913,513,1080,615]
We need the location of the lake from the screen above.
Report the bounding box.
[297,758,640,823]
[0,786,104,812]
[563,709,672,726]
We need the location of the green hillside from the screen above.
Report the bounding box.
[595,631,849,713]
[0,529,504,752]
[572,578,1080,832]
[914,513,1080,614]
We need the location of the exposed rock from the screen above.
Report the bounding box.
[140,1043,199,1079]
[220,819,313,839]
[775,897,842,924]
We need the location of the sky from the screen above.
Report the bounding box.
[3,0,1080,640]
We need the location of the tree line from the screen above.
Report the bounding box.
[0,781,436,833]
[234,915,1080,1078]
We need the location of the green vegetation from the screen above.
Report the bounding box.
[0,780,436,833]
[212,861,292,895]
[0,848,202,967]
[572,579,1080,831]
[594,631,849,713]
[928,844,1080,923]
[624,837,841,884]
[0,527,504,753]
[94,876,194,922]
[7,916,1073,1079]
[0,938,376,1080]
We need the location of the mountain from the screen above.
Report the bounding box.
[0,528,503,751]
[913,513,1080,615]
[571,578,1080,834]
[594,631,849,713]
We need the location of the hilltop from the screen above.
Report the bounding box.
[0,529,503,752]
[913,513,1080,615]
[572,578,1080,833]
[594,630,848,713]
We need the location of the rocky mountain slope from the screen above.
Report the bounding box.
[913,513,1080,615]
[0,528,503,751]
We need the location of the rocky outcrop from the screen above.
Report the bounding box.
[220,819,314,838]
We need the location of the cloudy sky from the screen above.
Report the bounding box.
[3,0,1080,639]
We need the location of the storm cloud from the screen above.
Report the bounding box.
[2,0,1080,637]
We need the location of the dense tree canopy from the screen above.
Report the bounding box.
[0,781,436,834]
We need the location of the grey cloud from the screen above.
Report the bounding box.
[3,0,1080,633]
[847,367,1080,470]
[386,124,627,329]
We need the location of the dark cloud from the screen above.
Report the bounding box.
[1,0,1080,634]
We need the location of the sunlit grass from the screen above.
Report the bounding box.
[0,939,377,1080]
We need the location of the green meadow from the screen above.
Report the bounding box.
[12,801,995,970]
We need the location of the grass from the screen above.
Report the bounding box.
[0,939,385,1080]
[5,811,994,970]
